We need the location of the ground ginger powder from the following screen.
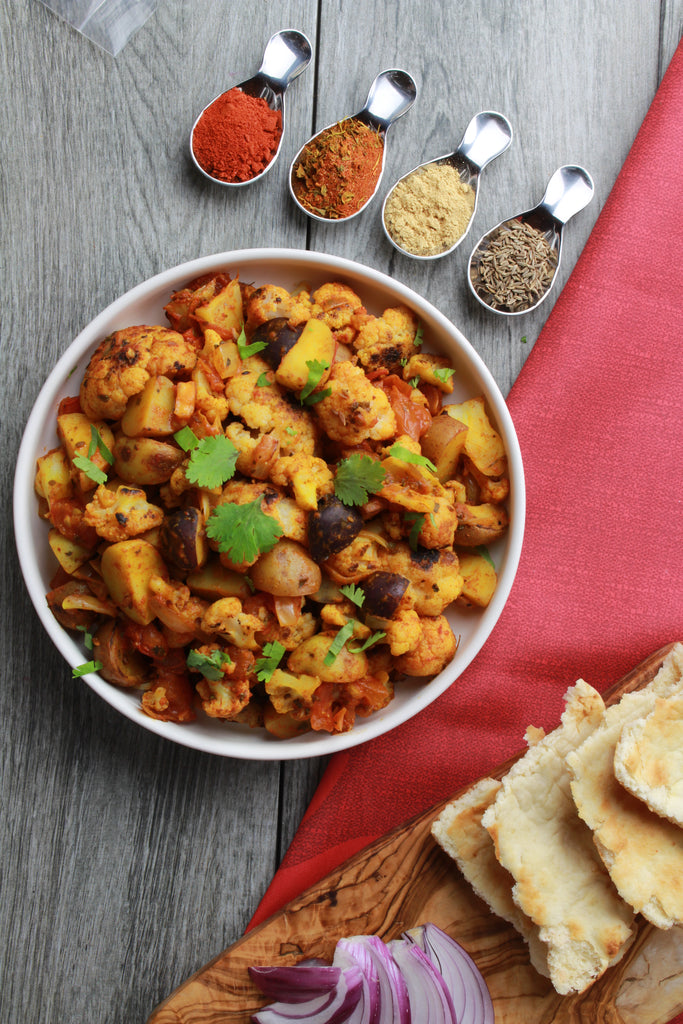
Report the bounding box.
[384,163,476,256]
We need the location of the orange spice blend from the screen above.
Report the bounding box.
[291,117,384,219]
[192,87,282,183]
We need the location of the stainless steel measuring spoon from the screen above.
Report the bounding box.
[190,29,312,187]
[288,68,417,223]
[468,164,595,315]
[382,111,513,260]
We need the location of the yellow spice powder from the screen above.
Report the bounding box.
[384,163,476,256]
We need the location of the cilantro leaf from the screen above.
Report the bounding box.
[334,454,386,506]
[285,426,297,437]
[72,659,103,678]
[88,425,114,465]
[299,359,331,405]
[187,648,232,681]
[254,640,286,684]
[174,425,199,451]
[349,631,386,654]
[413,323,424,347]
[236,325,267,359]
[388,443,437,475]
[475,544,496,568]
[256,372,272,387]
[409,376,420,388]
[405,511,426,550]
[432,366,455,385]
[185,435,238,489]
[323,621,358,666]
[340,583,365,608]
[77,625,94,651]
[206,498,283,564]
[72,455,108,485]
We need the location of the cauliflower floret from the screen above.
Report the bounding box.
[196,673,251,719]
[201,597,262,649]
[80,325,197,420]
[380,543,463,615]
[310,282,365,345]
[147,576,210,634]
[323,534,385,585]
[245,285,313,329]
[402,351,455,394]
[83,484,164,541]
[351,305,419,375]
[314,362,396,445]
[394,614,458,676]
[372,607,422,657]
[319,600,371,639]
[242,597,318,651]
[265,668,320,716]
[225,358,320,456]
[225,422,280,480]
[269,454,334,511]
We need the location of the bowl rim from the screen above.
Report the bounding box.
[13,247,525,761]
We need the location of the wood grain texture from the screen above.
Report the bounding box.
[146,645,683,1024]
[1,2,682,1022]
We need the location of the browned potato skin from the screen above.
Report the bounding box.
[454,502,509,546]
[92,619,149,688]
[250,539,322,597]
[420,414,469,483]
[114,435,184,486]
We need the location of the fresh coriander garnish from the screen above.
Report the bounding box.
[475,544,496,568]
[185,435,238,489]
[399,357,408,367]
[323,621,357,666]
[236,325,267,359]
[174,425,200,451]
[254,640,286,684]
[206,497,283,564]
[88,425,114,465]
[76,625,94,651]
[409,376,420,388]
[299,359,331,405]
[349,631,386,654]
[334,453,386,506]
[72,455,108,485]
[432,366,455,385]
[340,583,365,608]
[520,335,528,344]
[285,426,297,437]
[256,372,272,387]
[186,648,232,681]
[413,324,424,347]
[72,659,103,678]
[405,512,425,550]
[388,443,437,475]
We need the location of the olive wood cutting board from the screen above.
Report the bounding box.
[147,643,683,1024]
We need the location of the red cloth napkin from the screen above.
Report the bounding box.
[251,37,683,1019]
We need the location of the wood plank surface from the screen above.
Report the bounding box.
[146,644,683,1024]
[1,3,681,1023]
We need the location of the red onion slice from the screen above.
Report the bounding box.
[333,940,380,1024]
[406,925,494,1024]
[337,936,410,1024]
[249,965,343,1003]
[250,962,363,1024]
[388,940,457,1024]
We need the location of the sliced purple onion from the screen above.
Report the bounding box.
[334,940,380,1024]
[249,965,343,1003]
[337,935,410,1024]
[388,940,457,1024]
[250,961,363,1024]
[407,924,494,1024]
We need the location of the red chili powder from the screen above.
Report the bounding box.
[192,87,282,183]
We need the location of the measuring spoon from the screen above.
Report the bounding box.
[190,28,312,187]
[382,111,513,259]
[289,69,417,223]
[467,164,595,315]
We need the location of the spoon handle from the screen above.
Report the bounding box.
[457,111,512,172]
[359,69,417,133]
[258,29,312,91]
[539,165,594,224]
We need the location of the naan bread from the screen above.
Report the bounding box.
[614,692,683,827]
[482,680,635,995]
[567,644,683,929]
[431,777,550,977]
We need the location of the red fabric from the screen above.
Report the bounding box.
[251,39,683,1023]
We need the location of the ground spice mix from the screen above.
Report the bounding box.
[384,163,476,256]
[291,117,384,219]
[192,87,282,183]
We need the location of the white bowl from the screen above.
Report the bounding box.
[13,249,525,761]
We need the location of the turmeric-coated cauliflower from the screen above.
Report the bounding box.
[245,285,313,329]
[314,362,396,445]
[310,282,365,345]
[379,543,464,615]
[225,357,320,456]
[270,454,334,511]
[394,614,458,676]
[352,305,419,375]
[201,597,262,649]
[83,484,164,542]
[80,325,197,420]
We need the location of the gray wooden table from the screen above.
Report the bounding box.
[1,3,680,1021]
